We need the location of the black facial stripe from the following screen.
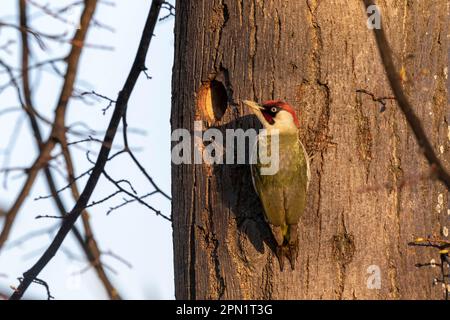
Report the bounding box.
[262,105,280,117]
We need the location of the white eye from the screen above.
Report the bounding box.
[271,107,277,113]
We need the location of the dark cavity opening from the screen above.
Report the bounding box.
[197,80,228,123]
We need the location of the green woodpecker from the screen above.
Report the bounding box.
[243,100,310,271]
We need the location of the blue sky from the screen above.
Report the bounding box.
[0,0,174,299]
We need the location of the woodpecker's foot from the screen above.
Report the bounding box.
[275,246,285,271]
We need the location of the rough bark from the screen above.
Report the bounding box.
[171,0,449,299]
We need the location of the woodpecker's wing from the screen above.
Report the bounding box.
[251,135,310,192]
[250,136,286,226]
[250,134,309,228]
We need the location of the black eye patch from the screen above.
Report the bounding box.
[263,105,280,117]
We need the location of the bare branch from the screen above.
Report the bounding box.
[409,237,450,300]
[81,90,116,114]
[0,0,98,251]
[106,191,158,215]
[14,277,54,300]
[122,112,171,200]
[0,39,15,54]
[160,2,175,21]
[9,0,166,300]
[10,0,122,300]
[102,250,133,269]
[4,225,58,251]
[103,170,170,221]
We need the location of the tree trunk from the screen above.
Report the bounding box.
[171,0,449,299]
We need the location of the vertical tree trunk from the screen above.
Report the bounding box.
[171,0,449,299]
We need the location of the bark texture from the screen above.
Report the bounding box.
[171,0,450,299]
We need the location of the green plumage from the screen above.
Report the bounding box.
[251,132,309,270]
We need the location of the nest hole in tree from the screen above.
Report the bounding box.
[197,80,228,123]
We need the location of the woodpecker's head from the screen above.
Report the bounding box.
[243,100,300,134]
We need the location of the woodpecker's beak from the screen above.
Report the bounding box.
[243,100,269,127]
[243,100,263,113]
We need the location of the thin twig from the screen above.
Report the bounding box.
[12,0,122,300]
[102,170,170,221]
[0,0,98,251]
[122,112,171,200]
[9,0,166,300]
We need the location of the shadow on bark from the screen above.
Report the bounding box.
[201,114,278,255]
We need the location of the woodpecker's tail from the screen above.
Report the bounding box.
[271,224,299,271]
